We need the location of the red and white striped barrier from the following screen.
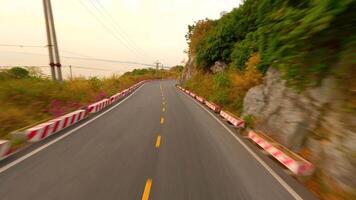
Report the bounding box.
[87,99,110,114]
[248,131,314,176]
[110,92,123,104]
[220,110,245,128]
[3,80,148,159]
[0,140,11,159]
[189,92,197,98]
[205,101,221,113]
[196,96,205,103]
[18,110,87,142]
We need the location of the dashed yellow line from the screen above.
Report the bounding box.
[142,179,152,200]
[160,117,164,124]
[155,135,162,148]
[162,107,165,112]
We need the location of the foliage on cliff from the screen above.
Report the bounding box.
[186,0,355,89]
[185,54,262,115]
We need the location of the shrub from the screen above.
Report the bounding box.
[243,115,254,128]
[8,67,30,79]
[230,32,259,71]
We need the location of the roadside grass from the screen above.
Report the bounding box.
[185,53,263,117]
[0,67,180,139]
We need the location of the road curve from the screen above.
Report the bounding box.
[0,80,317,200]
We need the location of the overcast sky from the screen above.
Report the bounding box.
[0,0,240,77]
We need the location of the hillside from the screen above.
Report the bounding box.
[181,0,355,199]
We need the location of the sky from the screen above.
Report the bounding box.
[0,0,240,77]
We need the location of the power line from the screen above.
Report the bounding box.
[0,50,171,68]
[91,0,145,55]
[0,44,46,48]
[78,0,144,59]
[0,44,94,58]
[0,65,127,73]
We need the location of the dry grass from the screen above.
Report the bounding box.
[0,68,179,139]
[185,53,263,116]
[304,170,356,200]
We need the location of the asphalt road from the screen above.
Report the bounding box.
[0,80,317,200]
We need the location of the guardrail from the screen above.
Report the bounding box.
[248,130,314,176]
[176,85,314,176]
[0,80,148,161]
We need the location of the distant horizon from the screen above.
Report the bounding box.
[0,0,240,77]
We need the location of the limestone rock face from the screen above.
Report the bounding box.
[210,61,228,74]
[180,56,196,84]
[243,67,356,191]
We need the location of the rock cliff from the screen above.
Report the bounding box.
[243,68,356,192]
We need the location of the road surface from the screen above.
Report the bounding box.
[0,80,317,200]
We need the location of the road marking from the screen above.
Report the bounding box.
[155,135,161,148]
[0,84,145,174]
[162,107,165,112]
[142,179,152,200]
[180,91,304,200]
[162,102,165,105]
[160,117,164,124]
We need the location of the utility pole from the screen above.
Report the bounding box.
[69,65,73,80]
[154,60,161,78]
[47,0,63,82]
[43,0,56,81]
[154,60,160,71]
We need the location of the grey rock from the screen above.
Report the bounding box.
[210,61,228,74]
[180,55,196,84]
[243,67,356,191]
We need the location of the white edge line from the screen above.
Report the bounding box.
[179,89,304,200]
[0,84,145,174]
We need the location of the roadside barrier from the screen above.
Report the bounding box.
[220,110,245,128]
[87,99,110,114]
[178,86,244,128]
[248,130,314,176]
[195,96,205,104]
[0,140,11,160]
[189,91,197,98]
[110,93,122,104]
[1,80,146,161]
[14,110,87,143]
[177,85,314,176]
[205,101,221,113]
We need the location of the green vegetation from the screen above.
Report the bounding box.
[185,54,263,116]
[0,67,180,139]
[187,0,355,89]
[183,1,355,198]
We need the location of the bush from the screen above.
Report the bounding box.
[230,32,259,71]
[185,54,263,115]
[243,115,254,128]
[211,90,229,105]
[8,67,30,78]
[213,72,230,88]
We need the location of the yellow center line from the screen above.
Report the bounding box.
[162,107,165,112]
[155,135,161,148]
[160,117,164,124]
[142,179,153,200]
